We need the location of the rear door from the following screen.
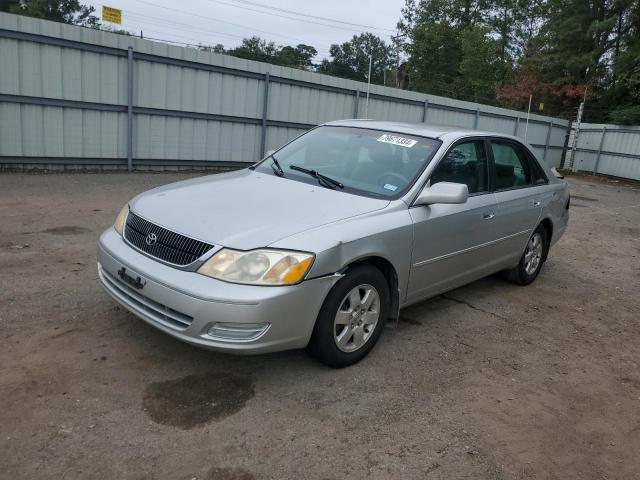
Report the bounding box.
[487,139,547,267]
[406,138,498,303]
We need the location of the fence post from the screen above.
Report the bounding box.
[353,90,359,118]
[513,117,519,137]
[474,108,480,129]
[543,121,553,161]
[260,72,270,158]
[127,46,133,171]
[422,99,429,123]
[594,126,607,175]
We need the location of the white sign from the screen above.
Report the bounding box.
[376,134,417,148]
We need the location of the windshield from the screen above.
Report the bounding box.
[257,126,442,198]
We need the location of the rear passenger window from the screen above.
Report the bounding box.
[430,140,488,194]
[491,141,531,189]
[526,151,549,185]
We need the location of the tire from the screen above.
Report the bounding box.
[308,264,390,368]
[503,224,549,285]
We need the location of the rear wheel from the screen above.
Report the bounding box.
[308,265,389,368]
[503,225,548,285]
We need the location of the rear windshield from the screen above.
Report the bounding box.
[257,126,441,198]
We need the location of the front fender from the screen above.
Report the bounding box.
[271,203,414,303]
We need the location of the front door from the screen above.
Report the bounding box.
[406,138,498,304]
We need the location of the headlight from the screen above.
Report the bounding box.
[198,248,314,285]
[114,204,129,236]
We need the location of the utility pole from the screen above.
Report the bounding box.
[365,54,372,118]
[569,67,590,172]
[524,94,532,142]
[569,101,584,172]
[391,32,406,88]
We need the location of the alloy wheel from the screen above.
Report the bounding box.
[524,232,543,275]
[333,284,380,353]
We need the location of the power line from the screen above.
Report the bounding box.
[206,0,395,36]
[125,0,333,50]
[123,14,246,41]
[227,0,395,32]
[115,20,331,57]
[90,0,334,57]
[124,10,330,54]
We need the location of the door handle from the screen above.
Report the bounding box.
[482,212,495,220]
[533,200,541,207]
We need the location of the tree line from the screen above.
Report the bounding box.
[2,0,639,124]
[397,0,640,124]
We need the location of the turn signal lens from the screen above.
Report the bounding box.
[114,205,129,236]
[281,257,313,283]
[198,248,314,285]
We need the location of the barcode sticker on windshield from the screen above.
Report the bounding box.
[377,134,417,148]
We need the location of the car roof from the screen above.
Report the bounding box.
[323,119,520,143]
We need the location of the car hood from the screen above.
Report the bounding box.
[130,169,390,250]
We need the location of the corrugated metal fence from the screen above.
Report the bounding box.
[569,123,640,181]
[0,12,587,171]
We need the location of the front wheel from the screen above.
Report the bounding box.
[308,265,390,368]
[503,225,548,285]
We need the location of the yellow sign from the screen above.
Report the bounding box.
[102,6,122,24]
[538,102,544,111]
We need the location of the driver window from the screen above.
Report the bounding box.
[430,140,488,194]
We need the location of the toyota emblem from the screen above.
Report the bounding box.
[145,232,158,246]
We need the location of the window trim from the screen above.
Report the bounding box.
[487,138,541,193]
[424,136,493,198]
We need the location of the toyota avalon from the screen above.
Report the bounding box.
[98,120,569,367]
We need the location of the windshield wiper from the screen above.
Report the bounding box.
[270,155,284,177]
[289,165,344,189]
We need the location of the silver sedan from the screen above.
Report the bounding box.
[98,120,570,367]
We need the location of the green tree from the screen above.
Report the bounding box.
[317,33,394,84]
[199,43,226,54]
[458,26,505,102]
[398,0,504,102]
[273,44,317,68]
[3,0,99,27]
[224,37,317,70]
[405,20,461,96]
[399,0,640,121]
[227,36,278,63]
[500,0,636,118]
[598,2,640,124]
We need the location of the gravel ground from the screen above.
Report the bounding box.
[1,172,639,480]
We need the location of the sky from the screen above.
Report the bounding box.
[85,0,406,60]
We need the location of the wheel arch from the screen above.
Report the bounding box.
[345,255,400,321]
[539,217,553,261]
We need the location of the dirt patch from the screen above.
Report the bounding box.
[205,467,255,480]
[41,225,91,235]
[571,195,599,202]
[399,315,422,326]
[619,376,640,389]
[619,225,640,237]
[142,372,254,429]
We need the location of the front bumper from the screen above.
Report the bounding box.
[98,228,339,354]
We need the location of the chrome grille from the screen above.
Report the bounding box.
[124,211,213,266]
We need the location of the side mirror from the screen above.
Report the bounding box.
[264,149,275,159]
[414,182,468,206]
